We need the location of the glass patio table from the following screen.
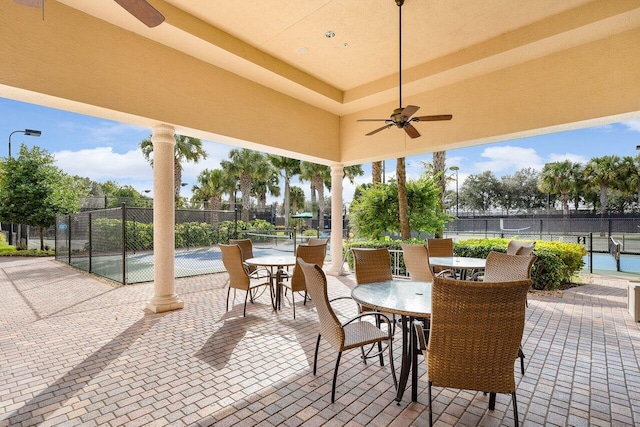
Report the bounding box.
[245,255,296,310]
[429,256,486,280]
[351,280,432,403]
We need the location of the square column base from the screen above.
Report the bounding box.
[145,294,184,313]
[629,281,640,322]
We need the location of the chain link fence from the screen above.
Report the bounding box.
[56,206,239,284]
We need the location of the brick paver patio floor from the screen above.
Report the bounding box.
[1,257,639,426]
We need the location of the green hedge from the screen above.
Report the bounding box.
[90,218,274,252]
[343,237,585,291]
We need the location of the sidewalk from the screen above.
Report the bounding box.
[1,257,639,426]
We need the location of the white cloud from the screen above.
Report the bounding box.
[58,121,148,145]
[473,146,544,173]
[53,147,152,186]
[547,152,588,164]
[623,120,640,133]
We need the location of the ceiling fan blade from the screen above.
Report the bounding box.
[13,0,43,7]
[404,123,421,139]
[366,124,393,136]
[113,0,165,28]
[412,114,453,122]
[357,119,389,122]
[401,105,420,120]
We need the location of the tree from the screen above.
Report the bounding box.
[221,149,271,221]
[140,134,207,199]
[349,175,448,239]
[251,169,281,209]
[267,155,300,228]
[0,144,83,249]
[511,168,546,212]
[496,175,520,215]
[538,161,581,217]
[289,186,305,214]
[459,171,499,213]
[191,168,234,225]
[372,161,383,184]
[397,157,410,240]
[300,162,330,220]
[583,155,622,218]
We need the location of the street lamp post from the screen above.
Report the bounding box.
[6,129,42,246]
[450,166,459,217]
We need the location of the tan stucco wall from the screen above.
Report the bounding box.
[0,1,340,163]
[340,27,640,164]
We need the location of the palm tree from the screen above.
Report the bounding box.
[251,169,281,209]
[300,162,330,221]
[268,156,300,229]
[397,157,410,240]
[140,134,207,199]
[289,185,305,214]
[538,160,582,217]
[372,161,383,184]
[221,149,271,221]
[583,155,623,218]
[191,168,233,226]
[431,151,447,237]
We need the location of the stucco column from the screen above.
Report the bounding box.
[145,124,184,313]
[327,164,344,276]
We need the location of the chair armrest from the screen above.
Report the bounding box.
[248,266,272,280]
[342,311,393,328]
[328,296,361,312]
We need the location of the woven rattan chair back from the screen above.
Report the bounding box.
[427,276,530,426]
[426,238,454,257]
[219,244,250,291]
[483,251,536,282]
[298,260,344,351]
[229,238,254,261]
[352,248,393,284]
[400,243,434,282]
[289,244,327,293]
[506,240,535,256]
[308,237,329,246]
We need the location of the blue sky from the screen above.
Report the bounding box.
[1,96,639,204]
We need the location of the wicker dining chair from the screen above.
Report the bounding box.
[506,240,535,256]
[219,244,274,317]
[416,276,530,427]
[483,251,536,375]
[426,237,454,257]
[229,238,270,278]
[280,243,327,319]
[351,247,396,327]
[400,243,434,282]
[298,259,397,403]
[308,237,329,246]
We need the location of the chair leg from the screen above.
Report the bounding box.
[226,287,231,312]
[374,313,384,367]
[387,338,397,390]
[292,290,296,319]
[428,381,433,427]
[331,352,342,403]
[313,334,321,375]
[243,291,249,317]
[512,391,519,427]
[518,345,525,374]
[489,392,496,410]
[303,291,308,305]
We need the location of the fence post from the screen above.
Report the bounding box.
[68,214,72,265]
[122,203,127,285]
[589,232,593,274]
[89,212,92,273]
[608,218,613,237]
[234,209,238,239]
[54,217,58,259]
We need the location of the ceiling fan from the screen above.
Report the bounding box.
[358,0,452,139]
[13,0,165,28]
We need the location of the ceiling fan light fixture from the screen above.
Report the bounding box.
[325,30,336,39]
[357,0,452,139]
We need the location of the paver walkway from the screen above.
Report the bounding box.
[1,257,639,426]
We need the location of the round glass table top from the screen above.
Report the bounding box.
[351,280,432,318]
[245,256,297,267]
[429,256,486,269]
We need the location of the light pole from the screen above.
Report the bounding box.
[7,129,42,246]
[450,166,459,217]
